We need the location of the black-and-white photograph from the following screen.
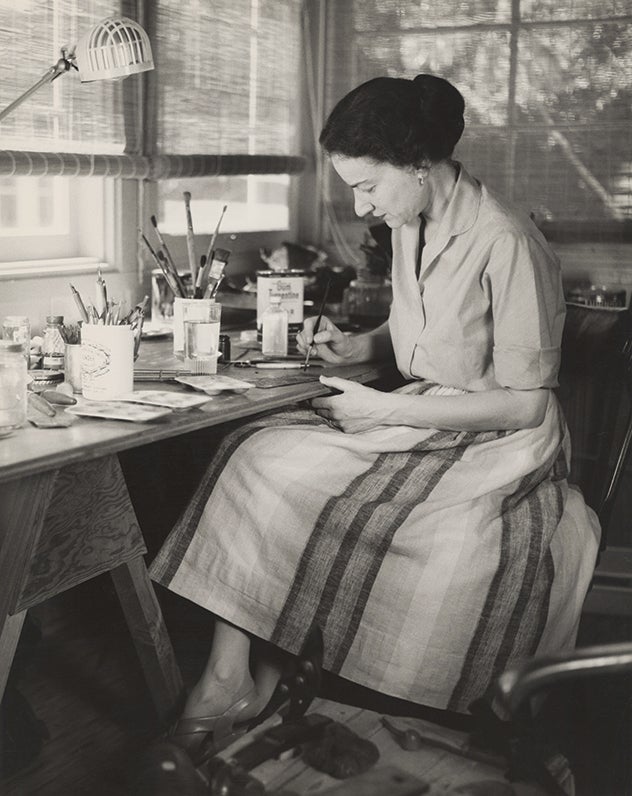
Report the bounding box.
[0,2,631,794]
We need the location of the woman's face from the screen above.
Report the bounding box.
[330,154,425,228]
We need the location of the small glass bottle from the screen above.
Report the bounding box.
[0,340,27,437]
[2,315,31,362]
[261,296,289,357]
[42,315,65,371]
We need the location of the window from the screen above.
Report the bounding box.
[0,1,304,276]
[323,0,632,243]
[152,0,302,240]
[157,175,291,236]
[0,0,132,271]
[0,177,108,266]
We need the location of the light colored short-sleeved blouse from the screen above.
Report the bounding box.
[388,163,565,392]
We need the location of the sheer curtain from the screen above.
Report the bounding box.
[322,0,632,244]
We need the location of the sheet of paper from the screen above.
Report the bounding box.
[175,374,255,395]
[67,399,173,423]
[114,390,211,409]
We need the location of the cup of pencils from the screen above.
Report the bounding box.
[69,269,148,399]
[70,270,147,363]
[81,324,135,400]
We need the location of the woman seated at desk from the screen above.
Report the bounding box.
[150,73,600,760]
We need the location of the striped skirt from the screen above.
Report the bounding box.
[149,385,600,713]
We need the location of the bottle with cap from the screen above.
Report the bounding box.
[261,296,289,357]
[0,340,27,437]
[42,315,66,371]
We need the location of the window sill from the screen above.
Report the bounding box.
[0,257,110,280]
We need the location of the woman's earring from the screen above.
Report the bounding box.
[417,171,425,186]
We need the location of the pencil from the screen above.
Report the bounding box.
[69,283,90,324]
[303,276,332,370]
[183,191,197,286]
[96,266,108,319]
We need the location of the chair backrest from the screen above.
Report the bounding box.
[556,301,632,549]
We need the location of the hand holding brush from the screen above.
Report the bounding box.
[302,277,332,370]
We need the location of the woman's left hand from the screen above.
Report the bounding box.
[311,375,389,433]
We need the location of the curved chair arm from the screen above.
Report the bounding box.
[496,642,632,716]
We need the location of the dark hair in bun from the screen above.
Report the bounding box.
[319,74,465,167]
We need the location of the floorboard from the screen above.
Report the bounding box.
[1,579,630,795]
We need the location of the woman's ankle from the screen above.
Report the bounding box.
[185,670,255,717]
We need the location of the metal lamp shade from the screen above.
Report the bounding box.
[75,16,154,83]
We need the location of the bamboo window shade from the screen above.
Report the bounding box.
[322,0,632,239]
[0,0,305,179]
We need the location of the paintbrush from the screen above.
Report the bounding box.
[203,204,228,268]
[183,191,197,286]
[150,215,185,294]
[139,230,181,298]
[302,276,332,370]
[158,250,188,297]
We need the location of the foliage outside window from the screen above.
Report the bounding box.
[323,0,632,243]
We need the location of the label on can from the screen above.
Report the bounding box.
[256,270,304,351]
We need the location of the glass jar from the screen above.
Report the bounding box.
[342,275,392,328]
[0,341,28,437]
[2,315,30,361]
[42,315,65,371]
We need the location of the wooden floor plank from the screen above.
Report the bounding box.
[216,698,547,796]
[2,585,631,795]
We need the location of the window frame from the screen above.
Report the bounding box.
[0,178,117,280]
[320,1,632,245]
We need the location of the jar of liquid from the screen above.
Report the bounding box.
[0,341,27,437]
[261,296,289,357]
[2,315,30,362]
[42,315,65,371]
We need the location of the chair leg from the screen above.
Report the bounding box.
[0,611,27,702]
[110,557,184,724]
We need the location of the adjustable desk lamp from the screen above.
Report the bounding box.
[0,16,153,122]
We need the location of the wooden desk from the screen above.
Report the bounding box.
[0,337,392,724]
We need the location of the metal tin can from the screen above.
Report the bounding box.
[256,270,304,353]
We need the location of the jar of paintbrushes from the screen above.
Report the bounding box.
[140,195,230,371]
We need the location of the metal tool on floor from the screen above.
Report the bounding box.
[380,716,424,751]
[204,713,334,795]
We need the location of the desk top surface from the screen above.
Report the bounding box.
[0,337,392,484]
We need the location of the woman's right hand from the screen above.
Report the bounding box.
[296,315,355,364]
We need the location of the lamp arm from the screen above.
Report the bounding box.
[0,55,76,123]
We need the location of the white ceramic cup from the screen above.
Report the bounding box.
[81,325,134,400]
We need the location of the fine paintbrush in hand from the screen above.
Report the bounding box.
[302,276,332,370]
